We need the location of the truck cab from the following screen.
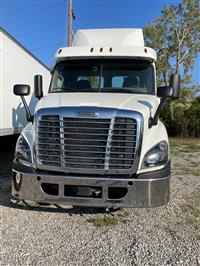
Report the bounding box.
[12,29,180,208]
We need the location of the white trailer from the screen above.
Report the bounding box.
[0,27,51,136]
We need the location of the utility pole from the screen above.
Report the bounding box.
[68,0,73,47]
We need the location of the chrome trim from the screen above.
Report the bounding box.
[105,117,115,170]
[12,170,170,208]
[59,116,65,168]
[35,107,143,175]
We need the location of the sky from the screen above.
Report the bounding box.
[1,0,199,84]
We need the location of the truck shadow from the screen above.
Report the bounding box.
[0,196,109,216]
[0,135,18,177]
[0,194,109,215]
[0,134,17,209]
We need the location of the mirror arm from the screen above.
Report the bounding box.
[149,98,168,128]
[21,96,33,123]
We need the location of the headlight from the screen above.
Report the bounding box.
[15,135,32,163]
[141,141,168,169]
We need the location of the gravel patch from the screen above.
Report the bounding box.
[0,139,200,266]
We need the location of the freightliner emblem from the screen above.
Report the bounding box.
[75,111,98,117]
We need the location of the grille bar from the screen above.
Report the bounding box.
[36,143,136,148]
[38,136,136,142]
[38,149,134,155]
[39,132,136,137]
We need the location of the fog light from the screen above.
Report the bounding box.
[13,172,22,191]
[16,173,21,184]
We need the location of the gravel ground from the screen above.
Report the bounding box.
[0,137,200,266]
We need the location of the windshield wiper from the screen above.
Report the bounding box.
[51,87,79,92]
[102,87,149,94]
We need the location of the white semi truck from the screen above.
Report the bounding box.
[0,27,51,136]
[12,29,180,208]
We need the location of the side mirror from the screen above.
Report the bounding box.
[157,86,173,98]
[152,74,180,128]
[13,84,33,122]
[13,85,30,96]
[34,75,43,100]
[170,74,180,99]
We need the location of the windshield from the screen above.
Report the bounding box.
[50,59,155,94]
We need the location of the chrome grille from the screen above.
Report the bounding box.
[36,113,139,173]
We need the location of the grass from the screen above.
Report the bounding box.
[169,138,200,155]
[166,227,178,239]
[172,159,200,177]
[19,200,41,208]
[180,189,200,217]
[163,189,200,239]
[170,138,200,177]
[173,161,200,177]
[87,215,118,227]
[174,167,200,177]
[179,189,200,227]
[87,211,129,227]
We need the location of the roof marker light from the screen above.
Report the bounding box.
[109,47,113,52]
[58,49,62,54]
[144,48,148,53]
[90,48,94,52]
[100,47,103,52]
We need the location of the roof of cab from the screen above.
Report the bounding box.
[73,28,145,47]
[55,28,157,62]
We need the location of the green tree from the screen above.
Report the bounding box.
[144,17,171,86]
[161,0,200,75]
[144,0,200,84]
[144,0,200,137]
[188,96,200,137]
[160,86,200,137]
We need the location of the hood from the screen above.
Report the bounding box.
[35,93,160,128]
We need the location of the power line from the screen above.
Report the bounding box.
[2,1,63,25]
[15,21,67,37]
[31,42,64,52]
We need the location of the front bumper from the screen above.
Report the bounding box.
[12,160,170,208]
